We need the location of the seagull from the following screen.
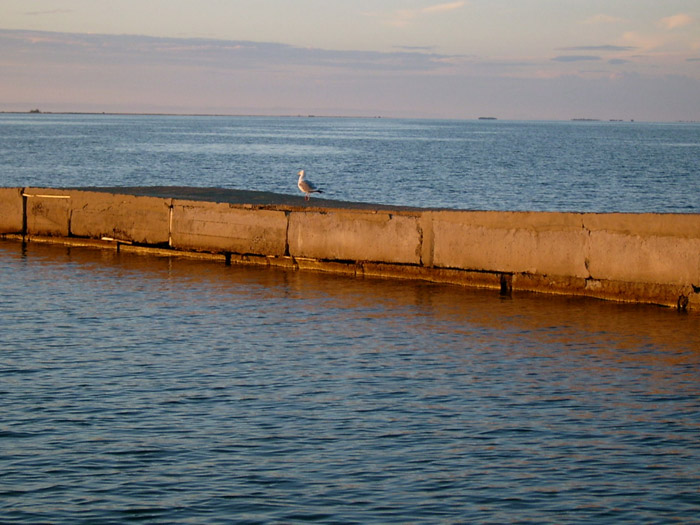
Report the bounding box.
[297,169,323,201]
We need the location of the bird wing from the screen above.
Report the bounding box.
[299,180,317,192]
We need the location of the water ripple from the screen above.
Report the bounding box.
[0,241,699,523]
[1,114,699,212]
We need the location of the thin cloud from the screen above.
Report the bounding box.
[3,28,699,120]
[385,1,467,27]
[422,1,467,14]
[0,29,459,73]
[394,45,436,52]
[583,14,624,25]
[620,31,665,52]
[558,45,635,52]
[660,13,693,30]
[552,55,602,62]
[477,60,538,68]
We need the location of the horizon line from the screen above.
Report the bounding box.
[2,109,689,124]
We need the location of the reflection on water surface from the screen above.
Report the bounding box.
[1,240,698,523]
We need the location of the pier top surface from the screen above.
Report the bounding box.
[75,186,425,212]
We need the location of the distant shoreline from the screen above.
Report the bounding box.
[1,110,697,124]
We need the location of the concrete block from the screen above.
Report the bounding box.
[431,210,589,277]
[588,231,700,286]
[0,188,24,233]
[70,191,171,245]
[171,201,288,255]
[419,213,435,267]
[583,214,700,286]
[23,188,72,237]
[289,210,422,264]
[583,212,700,239]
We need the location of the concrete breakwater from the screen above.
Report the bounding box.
[1,186,699,312]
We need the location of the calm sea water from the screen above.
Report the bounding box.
[0,113,698,212]
[1,241,699,523]
[1,115,699,523]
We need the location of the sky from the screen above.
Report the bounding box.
[1,0,699,120]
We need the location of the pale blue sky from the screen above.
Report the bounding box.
[2,0,699,120]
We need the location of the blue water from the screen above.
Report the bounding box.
[0,113,698,212]
[1,115,700,523]
[1,241,699,523]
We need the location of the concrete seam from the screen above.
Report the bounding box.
[581,218,592,280]
[21,188,27,238]
[422,213,434,268]
[284,211,291,257]
[417,220,424,266]
[168,199,173,248]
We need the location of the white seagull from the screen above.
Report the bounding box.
[297,169,323,201]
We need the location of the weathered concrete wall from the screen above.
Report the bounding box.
[1,187,698,311]
[18,188,171,244]
[288,210,422,264]
[584,213,700,286]
[18,188,73,237]
[430,211,590,278]
[0,188,24,233]
[171,200,288,256]
[70,190,171,245]
[429,210,700,301]
[433,212,700,285]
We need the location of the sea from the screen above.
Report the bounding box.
[1,114,699,523]
[0,113,698,212]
